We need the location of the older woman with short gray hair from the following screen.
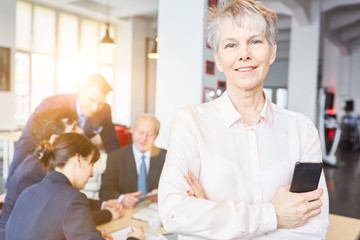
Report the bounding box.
[158,0,329,239]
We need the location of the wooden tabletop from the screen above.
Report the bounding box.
[98,203,360,239]
[97,201,166,236]
[326,214,360,240]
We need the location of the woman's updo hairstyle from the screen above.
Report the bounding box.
[204,0,278,53]
[36,132,100,172]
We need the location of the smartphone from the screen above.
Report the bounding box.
[289,161,323,193]
[138,191,158,200]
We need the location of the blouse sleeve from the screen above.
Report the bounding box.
[277,120,329,238]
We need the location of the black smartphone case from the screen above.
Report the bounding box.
[290,162,323,193]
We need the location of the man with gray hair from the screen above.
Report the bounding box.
[100,114,166,209]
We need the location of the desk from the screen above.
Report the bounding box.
[97,201,166,236]
[0,131,21,180]
[326,214,360,240]
[99,208,360,240]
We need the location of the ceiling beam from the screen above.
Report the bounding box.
[340,24,360,42]
[328,9,360,31]
[326,31,350,56]
[109,0,158,19]
[279,0,311,26]
[322,0,360,12]
[262,1,292,16]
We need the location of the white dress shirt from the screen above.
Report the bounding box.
[158,91,329,240]
[117,145,151,202]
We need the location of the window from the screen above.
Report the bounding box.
[14,1,116,125]
[14,52,30,120]
[263,87,288,108]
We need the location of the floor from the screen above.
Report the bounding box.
[324,145,360,219]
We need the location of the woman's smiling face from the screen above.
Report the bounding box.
[214,18,277,92]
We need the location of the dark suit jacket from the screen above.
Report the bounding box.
[0,154,112,240]
[7,94,119,184]
[6,171,104,240]
[100,144,167,201]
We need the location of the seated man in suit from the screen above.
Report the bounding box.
[100,114,167,209]
[6,73,119,186]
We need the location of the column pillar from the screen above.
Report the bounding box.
[287,0,321,122]
[155,0,206,147]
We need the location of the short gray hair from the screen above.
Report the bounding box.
[204,0,278,53]
[134,113,160,134]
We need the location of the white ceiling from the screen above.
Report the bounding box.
[26,0,158,22]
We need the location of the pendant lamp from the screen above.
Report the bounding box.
[147,37,158,59]
[100,23,115,47]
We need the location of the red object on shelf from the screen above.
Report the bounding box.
[326,108,336,116]
[114,125,132,148]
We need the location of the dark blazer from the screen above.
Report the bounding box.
[100,144,167,201]
[0,154,112,240]
[6,94,119,184]
[6,171,104,240]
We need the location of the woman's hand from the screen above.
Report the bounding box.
[272,185,323,229]
[127,227,145,240]
[104,199,124,220]
[98,228,113,240]
[184,170,206,199]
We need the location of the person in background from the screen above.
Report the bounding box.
[6,133,144,240]
[100,114,166,209]
[6,73,119,185]
[158,0,329,239]
[0,107,123,240]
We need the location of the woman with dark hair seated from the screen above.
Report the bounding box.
[0,107,123,240]
[6,132,144,240]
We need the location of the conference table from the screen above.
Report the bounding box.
[97,201,167,238]
[98,201,360,240]
[327,214,360,240]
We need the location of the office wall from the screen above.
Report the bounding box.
[265,60,288,88]
[113,19,133,127]
[0,0,16,130]
[155,0,206,148]
[113,17,157,127]
[112,17,156,126]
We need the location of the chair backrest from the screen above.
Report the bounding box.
[114,124,132,148]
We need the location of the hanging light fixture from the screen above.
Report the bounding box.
[147,37,158,59]
[100,23,115,47]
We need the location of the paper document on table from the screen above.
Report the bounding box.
[110,226,161,240]
[132,207,158,222]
